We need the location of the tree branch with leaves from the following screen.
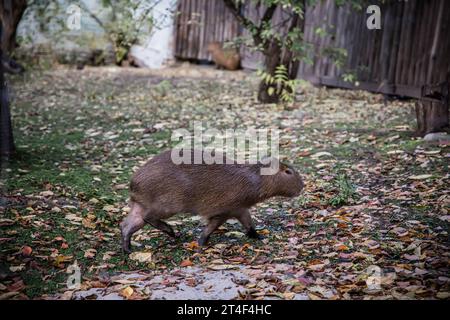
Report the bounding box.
[223,0,306,103]
[79,0,165,65]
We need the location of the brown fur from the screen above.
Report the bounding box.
[120,149,304,252]
[207,42,240,71]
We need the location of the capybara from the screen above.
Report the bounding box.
[120,149,304,252]
[207,42,240,71]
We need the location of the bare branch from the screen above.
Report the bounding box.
[222,0,256,32]
[260,4,277,26]
[223,0,277,47]
[78,2,105,29]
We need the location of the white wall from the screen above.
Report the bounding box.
[130,0,176,68]
[16,0,176,69]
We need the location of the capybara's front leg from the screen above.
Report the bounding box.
[235,208,261,240]
[120,202,146,253]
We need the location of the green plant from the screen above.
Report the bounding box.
[342,72,357,84]
[81,0,171,64]
[17,1,171,65]
[154,79,173,96]
[223,0,360,103]
[329,174,358,207]
[257,64,300,103]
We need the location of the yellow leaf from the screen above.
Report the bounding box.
[283,292,295,300]
[121,286,134,299]
[82,218,96,229]
[53,255,73,267]
[184,241,199,250]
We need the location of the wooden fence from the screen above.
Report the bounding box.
[174,0,241,61]
[174,0,450,99]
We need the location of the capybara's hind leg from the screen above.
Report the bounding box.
[144,217,175,237]
[198,216,226,246]
[120,202,146,253]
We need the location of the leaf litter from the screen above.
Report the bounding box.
[0,65,448,300]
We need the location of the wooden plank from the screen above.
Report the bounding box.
[413,0,426,86]
[398,1,416,85]
[407,1,421,87]
[387,1,402,87]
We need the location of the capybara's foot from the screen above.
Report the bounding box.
[247,227,262,240]
[121,234,132,254]
[165,228,176,238]
[198,235,209,247]
[122,243,131,254]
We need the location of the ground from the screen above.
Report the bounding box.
[0,64,449,300]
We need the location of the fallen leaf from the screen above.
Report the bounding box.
[436,292,450,299]
[408,174,433,180]
[184,241,199,250]
[180,259,193,267]
[225,231,245,238]
[22,246,32,256]
[121,286,134,299]
[84,248,97,259]
[207,264,239,271]
[391,227,409,237]
[9,265,25,272]
[60,290,74,300]
[129,251,153,263]
[0,292,20,300]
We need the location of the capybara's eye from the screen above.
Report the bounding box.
[285,168,293,175]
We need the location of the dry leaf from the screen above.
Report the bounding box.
[129,251,153,263]
[409,174,433,180]
[22,246,32,256]
[121,286,134,299]
[180,259,193,267]
[84,249,97,259]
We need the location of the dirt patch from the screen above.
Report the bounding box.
[72,266,309,300]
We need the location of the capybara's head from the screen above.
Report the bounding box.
[207,42,222,53]
[262,160,304,198]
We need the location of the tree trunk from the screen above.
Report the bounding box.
[0,24,15,156]
[0,0,27,53]
[415,100,449,136]
[416,74,450,136]
[257,5,304,104]
[258,40,282,103]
